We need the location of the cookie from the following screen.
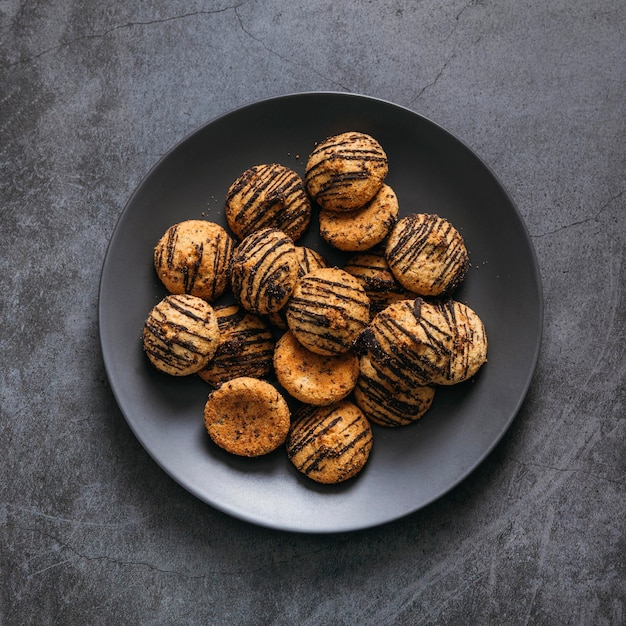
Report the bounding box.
[230,227,299,314]
[154,220,234,302]
[318,184,399,251]
[286,267,370,355]
[286,400,373,484]
[273,331,359,406]
[203,377,290,457]
[437,299,488,385]
[197,304,274,387]
[356,298,453,387]
[143,294,220,376]
[343,252,413,318]
[304,131,388,212]
[225,163,311,241]
[266,246,328,330]
[354,353,436,427]
[385,213,469,296]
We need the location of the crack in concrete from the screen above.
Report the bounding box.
[530,189,625,238]
[4,2,250,69]
[509,457,625,486]
[233,6,351,92]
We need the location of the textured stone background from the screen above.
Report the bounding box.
[1,1,624,624]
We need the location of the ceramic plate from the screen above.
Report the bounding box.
[99,92,542,533]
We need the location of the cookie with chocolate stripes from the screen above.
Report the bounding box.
[154,220,234,302]
[197,304,274,387]
[231,228,299,315]
[225,163,311,241]
[286,267,370,355]
[286,400,373,484]
[305,131,388,212]
[143,294,220,376]
[385,213,469,297]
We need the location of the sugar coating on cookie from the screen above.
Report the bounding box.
[344,252,413,318]
[274,331,359,406]
[231,228,299,314]
[305,131,388,212]
[225,163,311,241]
[385,213,469,296]
[286,267,370,355]
[203,377,290,457]
[319,184,399,251]
[197,304,275,387]
[143,294,220,376]
[286,400,373,484]
[354,353,436,427]
[154,220,234,302]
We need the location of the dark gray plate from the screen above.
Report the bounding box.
[98,92,542,533]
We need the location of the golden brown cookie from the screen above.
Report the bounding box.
[343,252,413,318]
[225,163,311,241]
[230,227,299,314]
[153,220,234,302]
[273,331,359,405]
[203,377,290,457]
[286,400,373,484]
[438,299,488,385]
[385,213,469,296]
[197,304,274,387]
[286,267,370,355]
[354,353,436,427]
[305,131,388,212]
[318,184,399,251]
[356,298,453,387]
[143,294,220,376]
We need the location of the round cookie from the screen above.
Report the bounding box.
[318,184,399,251]
[354,353,436,427]
[438,299,488,385]
[197,304,275,387]
[286,400,373,484]
[154,220,234,301]
[225,163,311,241]
[344,252,413,318]
[385,213,469,296]
[203,377,290,457]
[230,227,299,315]
[143,294,220,376]
[304,131,388,212]
[357,298,454,387]
[286,267,370,355]
[273,331,359,406]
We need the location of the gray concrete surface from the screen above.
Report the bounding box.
[1,1,624,624]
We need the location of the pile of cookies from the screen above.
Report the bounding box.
[142,131,487,485]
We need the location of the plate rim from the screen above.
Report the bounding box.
[98,90,544,533]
